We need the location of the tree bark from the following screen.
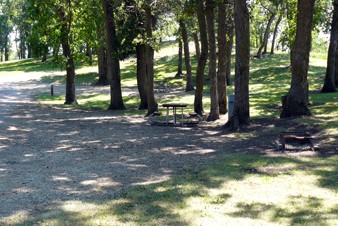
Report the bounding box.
[256,13,275,58]
[103,0,125,110]
[179,19,194,91]
[175,39,184,77]
[225,2,234,86]
[193,32,200,60]
[145,4,158,116]
[217,2,228,115]
[271,14,282,54]
[206,0,219,121]
[136,43,148,110]
[335,48,338,86]
[58,3,77,105]
[225,0,250,130]
[97,46,108,85]
[321,0,338,93]
[194,0,208,115]
[280,0,315,118]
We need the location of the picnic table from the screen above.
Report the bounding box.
[162,103,188,125]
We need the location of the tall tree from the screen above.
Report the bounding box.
[145,2,158,116]
[175,38,184,77]
[225,1,234,86]
[179,18,194,91]
[225,0,250,130]
[136,43,148,109]
[321,0,338,93]
[217,1,228,115]
[102,0,125,110]
[57,1,77,105]
[256,12,275,58]
[194,0,208,115]
[280,0,315,118]
[270,14,282,54]
[206,0,219,121]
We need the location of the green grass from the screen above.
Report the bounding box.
[9,154,338,225]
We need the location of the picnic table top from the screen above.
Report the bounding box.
[162,103,188,108]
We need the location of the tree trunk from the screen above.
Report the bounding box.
[41,46,48,62]
[194,0,208,115]
[217,2,228,115]
[58,3,77,105]
[256,13,275,58]
[280,0,315,118]
[225,2,234,86]
[335,48,338,86]
[103,0,125,110]
[5,46,9,61]
[180,19,194,91]
[193,32,200,60]
[321,0,338,93]
[97,46,108,85]
[271,14,282,54]
[145,4,158,116]
[136,43,148,110]
[175,39,184,77]
[86,43,93,63]
[225,0,250,130]
[206,0,219,121]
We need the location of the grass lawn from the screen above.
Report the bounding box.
[0,43,337,225]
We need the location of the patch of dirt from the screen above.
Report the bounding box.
[0,73,336,222]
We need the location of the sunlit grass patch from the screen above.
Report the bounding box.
[10,154,337,225]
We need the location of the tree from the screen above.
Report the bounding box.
[280,0,315,118]
[321,0,338,93]
[255,12,275,58]
[175,38,184,77]
[102,0,125,110]
[144,2,158,116]
[206,0,219,121]
[57,1,77,105]
[225,0,250,130]
[217,1,228,115]
[194,0,208,115]
[179,18,194,91]
[225,1,234,86]
[270,14,282,54]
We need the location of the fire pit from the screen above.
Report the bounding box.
[276,131,314,151]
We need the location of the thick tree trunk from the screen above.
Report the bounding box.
[175,39,184,77]
[194,0,208,115]
[217,2,228,115]
[335,49,338,86]
[193,32,200,60]
[206,0,219,121]
[271,14,282,54]
[180,19,194,91]
[225,0,250,130]
[136,44,148,110]
[280,0,315,118]
[256,13,275,58]
[321,0,338,93]
[103,0,125,110]
[58,3,77,105]
[145,4,158,116]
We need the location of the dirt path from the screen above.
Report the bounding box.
[0,73,257,223]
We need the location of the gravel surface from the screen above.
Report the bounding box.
[0,73,253,221]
